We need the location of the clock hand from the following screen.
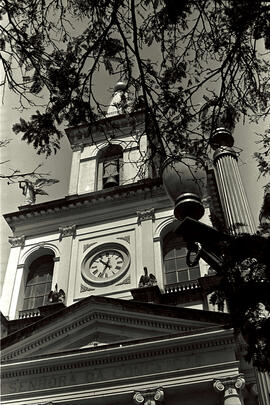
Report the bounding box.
[100,258,111,277]
[99,259,108,266]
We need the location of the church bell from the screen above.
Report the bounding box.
[103,159,119,188]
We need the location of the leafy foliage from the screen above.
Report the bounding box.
[0,0,269,167]
[1,0,270,372]
[210,233,270,371]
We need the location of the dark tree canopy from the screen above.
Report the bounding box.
[1,0,270,173]
[1,0,270,372]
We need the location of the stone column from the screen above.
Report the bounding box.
[255,370,270,405]
[213,374,245,405]
[211,128,256,235]
[133,388,164,405]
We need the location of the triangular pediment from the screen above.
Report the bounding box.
[1,295,230,362]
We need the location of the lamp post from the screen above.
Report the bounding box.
[161,128,270,400]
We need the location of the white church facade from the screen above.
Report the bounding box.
[1,83,269,405]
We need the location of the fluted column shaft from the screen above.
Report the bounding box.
[256,371,270,405]
[213,148,256,234]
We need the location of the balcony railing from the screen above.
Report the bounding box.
[164,279,200,294]
[18,308,41,319]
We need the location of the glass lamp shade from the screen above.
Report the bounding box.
[161,155,207,220]
[209,127,234,150]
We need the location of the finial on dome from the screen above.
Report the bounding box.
[106,81,130,117]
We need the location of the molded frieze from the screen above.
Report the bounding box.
[1,345,238,397]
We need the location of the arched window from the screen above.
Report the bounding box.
[163,232,200,286]
[97,144,123,190]
[23,255,54,310]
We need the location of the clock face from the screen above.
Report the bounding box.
[82,243,130,286]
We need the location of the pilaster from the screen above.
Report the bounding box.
[68,144,83,195]
[57,225,76,297]
[0,236,25,318]
[136,208,155,274]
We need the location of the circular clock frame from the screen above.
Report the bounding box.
[82,242,130,286]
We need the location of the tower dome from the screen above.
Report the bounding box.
[106,82,130,117]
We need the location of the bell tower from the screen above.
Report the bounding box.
[66,82,148,196]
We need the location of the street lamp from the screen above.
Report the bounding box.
[161,128,270,374]
[161,154,207,221]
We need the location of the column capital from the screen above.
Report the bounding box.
[213,146,238,164]
[133,387,164,405]
[137,208,155,224]
[213,374,245,404]
[8,235,25,248]
[71,143,84,152]
[59,224,76,241]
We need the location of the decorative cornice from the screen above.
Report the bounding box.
[59,225,76,241]
[65,110,145,148]
[137,208,155,224]
[5,179,164,225]
[8,235,25,248]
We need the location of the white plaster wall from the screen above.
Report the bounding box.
[78,157,96,194]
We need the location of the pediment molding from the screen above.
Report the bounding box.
[1,328,235,378]
[1,309,209,362]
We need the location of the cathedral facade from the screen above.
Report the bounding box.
[1,83,269,405]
